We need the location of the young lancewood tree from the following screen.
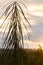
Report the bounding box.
[0,1,31,65]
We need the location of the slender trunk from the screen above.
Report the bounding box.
[13,3,20,65]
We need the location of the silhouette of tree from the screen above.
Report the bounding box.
[0,1,31,65]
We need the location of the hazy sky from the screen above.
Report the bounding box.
[0,0,43,49]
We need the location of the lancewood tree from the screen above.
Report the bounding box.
[0,1,31,65]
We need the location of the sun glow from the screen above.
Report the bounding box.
[38,42,43,49]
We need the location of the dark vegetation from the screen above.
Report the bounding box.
[0,48,43,65]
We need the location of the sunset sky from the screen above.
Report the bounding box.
[0,0,43,49]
